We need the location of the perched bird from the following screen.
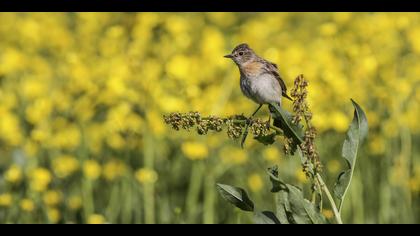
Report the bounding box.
[224,43,292,128]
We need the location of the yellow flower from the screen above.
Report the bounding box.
[103,159,126,181]
[22,78,48,100]
[25,98,53,125]
[408,27,420,54]
[4,165,22,183]
[48,124,81,149]
[147,111,166,136]
[181,141,208,160]
[43,190,62,206]
[219,147,248,165]
[20,198,35,212]
[47,208,61,223]
[295,169,308,184]
[67,196,82,210]
[0,193,13,207]
[0,47,26,74]
[83,160,102,180]
[135,168,158,184]
[106,133,125,150]
[29,168,52,192]
[327,160,341,174]
[263,147,281,162]
[331,111,349,132]
[23,140,39,157]
[52,155,80,178]
[166,54,191,79]
[322,209,334,219]
[0,112,23,146]
[88,214,106,224]
[320,22,337,36]
[247,173,264,193]
[369,136,386,155]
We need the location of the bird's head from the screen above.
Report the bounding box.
[224,43,256,66]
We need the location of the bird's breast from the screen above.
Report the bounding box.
[240,73,281,105]
[241,61,264,77]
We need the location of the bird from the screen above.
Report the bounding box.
[224,43,292,129]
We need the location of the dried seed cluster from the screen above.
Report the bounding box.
[291,74,312,125]
[283,137,293,155]
[290,75,322,177]
[163,112,271,140]
[249,119,270,137]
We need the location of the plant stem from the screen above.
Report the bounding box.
[316,173,343,224]
[203,172,215,224]
[269,125,283,134]
[144,132,155,224]
[186,161,204,223]
[82,179,94,221]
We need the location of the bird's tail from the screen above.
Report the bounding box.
[282,92,293,101]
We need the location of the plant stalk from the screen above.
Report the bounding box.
[316,173,343,224]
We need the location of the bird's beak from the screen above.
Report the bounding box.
[224,54,233,59]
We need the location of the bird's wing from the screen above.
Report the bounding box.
[262,60,293,101]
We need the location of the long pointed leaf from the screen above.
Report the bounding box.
[334,99,368,204]
[216,183,254,212]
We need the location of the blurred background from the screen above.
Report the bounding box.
[0,12,419,224]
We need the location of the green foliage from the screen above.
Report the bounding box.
[269,103,304,154]
[334,99,368,212]
[253,211,280,224]
[254,132,277,145]
[216,184,254,212]
[216,99,368,224]
[268,165,327,224]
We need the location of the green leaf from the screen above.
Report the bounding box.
[267,166,291,223]
[253,211,281,224]
[286,184,327,224]
[254,132,277,145]
[267,165,287,193]
[216,183,254,212]
[269,103,304,154]
[275,191,292,224]
[334,99,368,204]
[333,170,351,199]
[267,166,326,224]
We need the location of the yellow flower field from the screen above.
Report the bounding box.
[0,12,419,223]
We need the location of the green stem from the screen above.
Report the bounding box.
[311,186,317,204]
[203,173,215,224]
[269,125,284,134]
[186,161,204,223]
[105,182,119,223]
[121,177,133,223]
[143,133,155,224]
[338,198,344,214]
[82,179,95,221]
[316,173,342,224]
[144,182,154,224]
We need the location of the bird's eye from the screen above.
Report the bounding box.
[238,52,244,56]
